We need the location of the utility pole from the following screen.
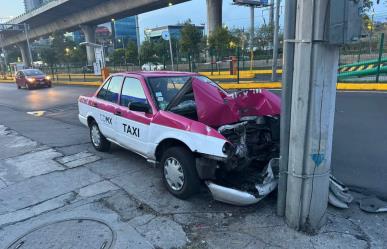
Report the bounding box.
[250,5,255,58]
[277,0,296,218]
[271,0,280,81]
[269,0,274,26]
[135,15,141,66]
[281,0,343,233]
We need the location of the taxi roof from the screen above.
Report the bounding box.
[113,71,199,78]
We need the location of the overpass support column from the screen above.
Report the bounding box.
[17,42,31,67]
[206,0,222,35]
[80,24,96,66]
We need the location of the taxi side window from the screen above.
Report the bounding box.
[96,78,111,100]
[97,76,123,103]
[120,77,147,107]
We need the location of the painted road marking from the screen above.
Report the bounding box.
[27,111,46,117]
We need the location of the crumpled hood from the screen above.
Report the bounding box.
[192,78,281,127]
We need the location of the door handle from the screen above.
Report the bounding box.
[115,110,122,116]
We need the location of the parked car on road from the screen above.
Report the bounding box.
[141,62,164,71]
[15,69,52,90]
[78,71,280,205]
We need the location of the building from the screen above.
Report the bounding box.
[24,0,50,12]
[111,16,139,49]
[144,25,205,41]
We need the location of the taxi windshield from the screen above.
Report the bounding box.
[147,76,191,110]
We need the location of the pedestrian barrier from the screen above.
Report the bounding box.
[338,57,387,79]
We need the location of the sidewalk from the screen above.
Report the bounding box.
[0,106,386,249]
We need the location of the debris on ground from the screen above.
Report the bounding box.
[359,196,387,213]
[328,175,354,209]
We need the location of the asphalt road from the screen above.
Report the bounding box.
[0,82,386,199]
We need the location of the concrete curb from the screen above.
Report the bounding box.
[2,79,387,91]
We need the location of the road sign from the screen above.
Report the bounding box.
[233,0,269,6]
[161,31,174,70]
[161,31,170,41]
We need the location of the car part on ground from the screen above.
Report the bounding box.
[359,197,387,213]
[328,175,354,209]
[206,158,279,206]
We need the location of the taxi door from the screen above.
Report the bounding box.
[92,76,124,140]
[114,76,153,156]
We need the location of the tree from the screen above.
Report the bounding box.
[112,48,126,64]
[140,40,156,63]
[180,20,203,60]
[40,47,56,67]
[69,46,87,64]
[363,0,373,12]
[140,39,169,64]
[208,26,235,60]
[255,24,274,51]
[5,48,21,64]
[125,41,138,64]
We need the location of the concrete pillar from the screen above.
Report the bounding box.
[80,24,96,65]
[284,0,340,233]
[206,0,222,35]
[17,42,31,67]
[0,47,7,66]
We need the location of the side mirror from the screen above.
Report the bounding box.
[129,101,150,113]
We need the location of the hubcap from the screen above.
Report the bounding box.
[164,157,184,191]
[91,125,101,147]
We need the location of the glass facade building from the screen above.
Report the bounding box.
[111,16,139,49]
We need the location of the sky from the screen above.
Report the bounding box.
[1,0,387,41]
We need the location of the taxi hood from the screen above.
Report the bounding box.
[167,77,281,127]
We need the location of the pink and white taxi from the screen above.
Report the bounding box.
[78,72,281,205]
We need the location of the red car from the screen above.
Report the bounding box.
[15,69,52,89]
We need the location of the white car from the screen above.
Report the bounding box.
[141,62,164,71]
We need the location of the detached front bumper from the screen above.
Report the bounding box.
[206,158,278,206]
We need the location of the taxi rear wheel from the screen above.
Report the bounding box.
[161,146,200,199]
[89,122,110,152]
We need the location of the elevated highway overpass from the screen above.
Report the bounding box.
[0,0,222,66]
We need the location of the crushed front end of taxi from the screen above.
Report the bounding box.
[196,115,280,206]
[167,76,281,205]
[206,158,279,206]
[193,79,280,205]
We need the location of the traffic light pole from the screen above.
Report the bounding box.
[281,0,340,233]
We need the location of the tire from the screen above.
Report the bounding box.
[47,84,52,88]
[17,84,21,89]
[89,121,110,152]
[161,146,200,199]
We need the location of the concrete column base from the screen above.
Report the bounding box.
[17,42,31,68]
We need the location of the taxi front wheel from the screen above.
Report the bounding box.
[161,146,200,199]
[89,122,110,152]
